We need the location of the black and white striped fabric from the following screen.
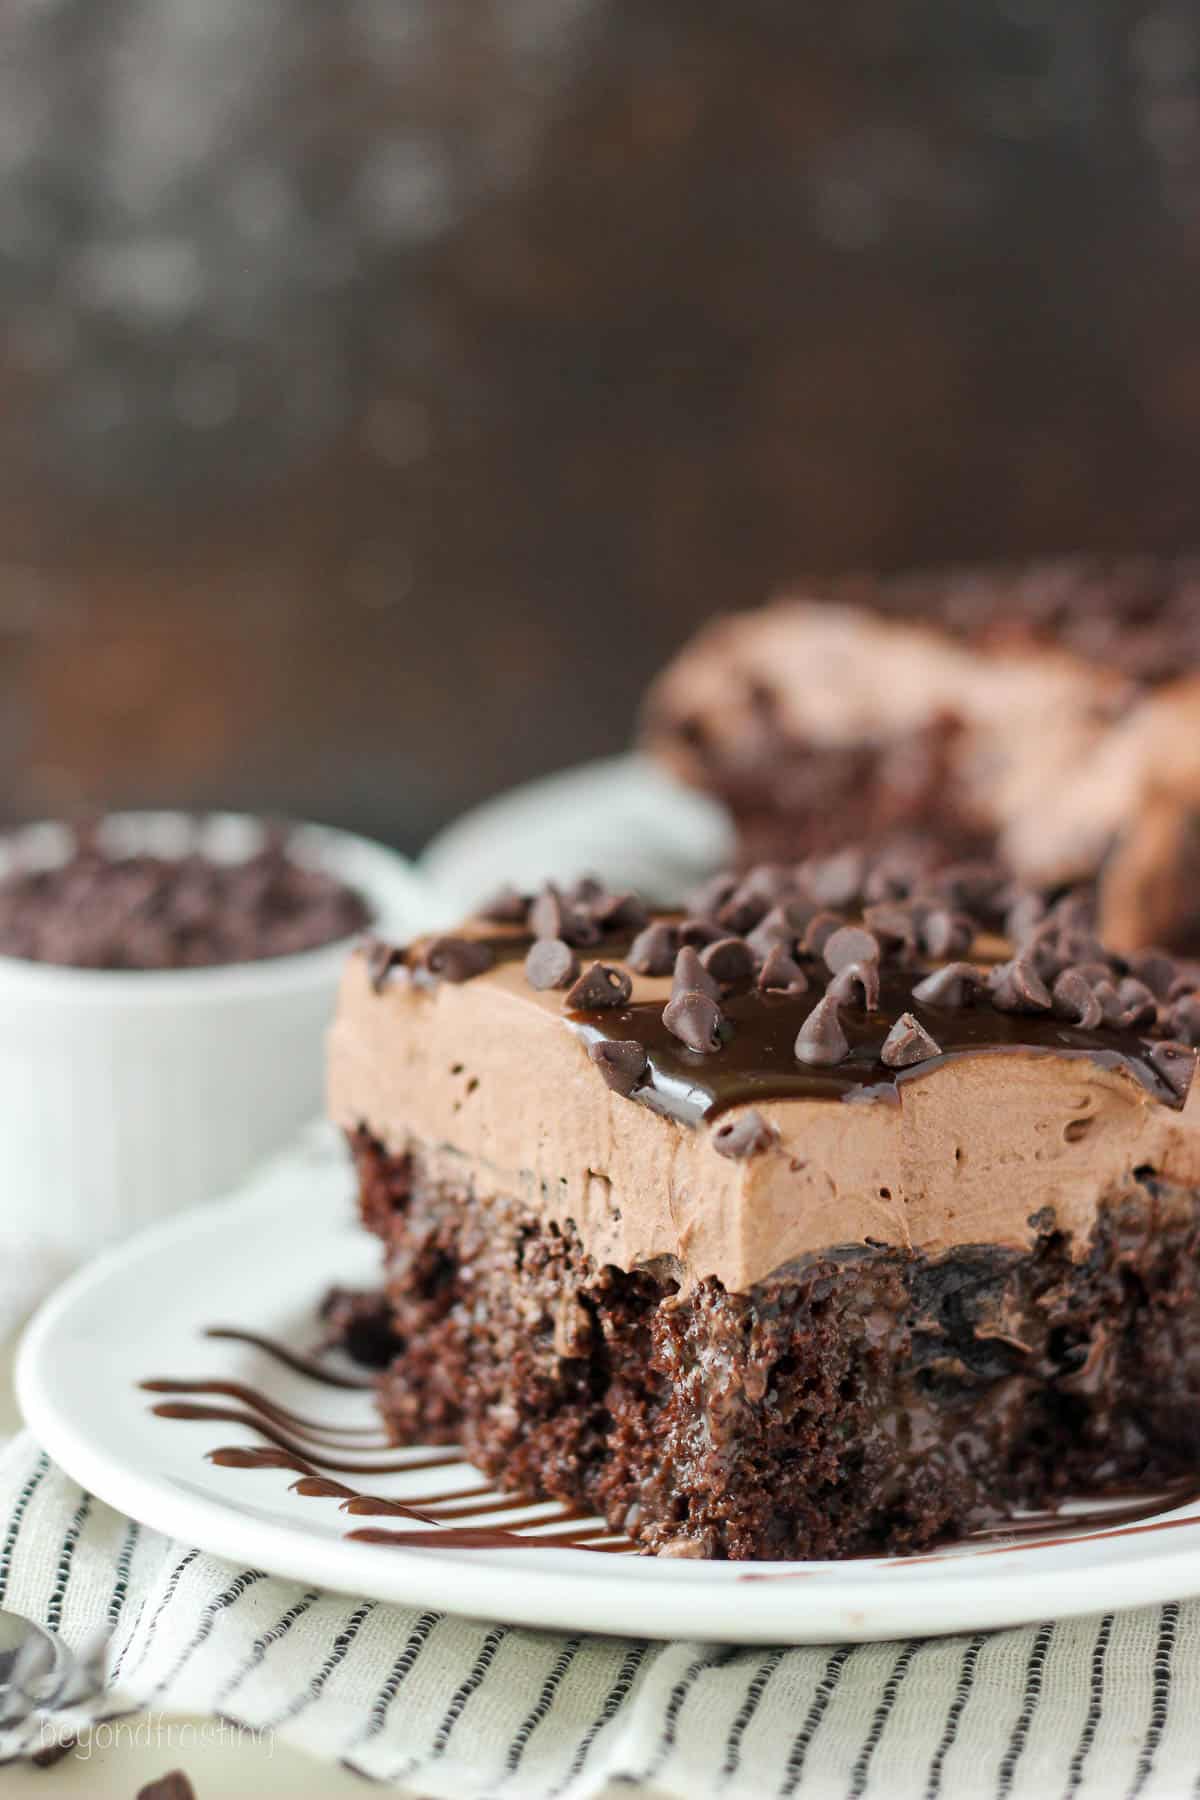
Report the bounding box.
[1,1433,1195,1798]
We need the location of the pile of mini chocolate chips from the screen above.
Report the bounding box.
[0,825,371,970]
[377,849,1200,1111]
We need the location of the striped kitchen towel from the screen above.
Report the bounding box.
[0,1432,1194,1798]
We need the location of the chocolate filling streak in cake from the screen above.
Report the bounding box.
[329,860,1200,1560]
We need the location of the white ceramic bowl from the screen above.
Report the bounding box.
[0,812,436,1277]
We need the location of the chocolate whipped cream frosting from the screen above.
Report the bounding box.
[641,594,1200,955]
[328,859,1200,1294]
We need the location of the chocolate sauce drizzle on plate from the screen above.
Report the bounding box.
[738,1479,1200,1579]
[144,1324,1200,1566]
[142,1327,632,1554]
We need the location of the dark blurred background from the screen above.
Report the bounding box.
[2,1,1200,852]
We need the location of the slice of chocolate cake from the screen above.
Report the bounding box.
[640,557,1200,955]
[328,859,1200,1560]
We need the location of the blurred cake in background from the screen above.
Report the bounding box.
[641,557,1200,955]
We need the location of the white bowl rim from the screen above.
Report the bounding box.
[0,810,435,1004]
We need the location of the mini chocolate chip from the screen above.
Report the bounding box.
[1051,969,1103,1029]
[677,915,726,948]
[932,860,1008,913]
[1056,928,1108,968]
[1074,960,1115,988]
[802,911,846,957]
[880,1012,942,1068]
[528,883,566,939]
[136,1776,197,1800]
[565,962,633,1009]
[567,874,604,905]
[733,863,791,909]
[746,916,790,959]
[365,937,405,993]
[592,890,649,932]
[422,936,494,983]
[477,884,527,924]
[1005,891,1048,943]
[911,962,985,1007]
[758,943,809,993]
[524,937,579,990]
[1128,950,1178,1001]
[712,1109,777,1160]
[530,883,602,947]
[803,847,866,908]
[716,887,770,934]
[663,989,725,1052]
[1116,977,1158,1030]
[1092,979,1125,1025]
[1147,1039,1196,1103]
[672,944,721,1002]
[794,995,849,1066]
[862,902,919,948]
[1025,929,1068,982]
[1168,996,1200,1046]
[826,959,880,1009]
[685,872,738,918]
[823,924,881,974]
[628,920,680,976]
[1051,891,1095,932]
[700,936,756,985]
[989,957,1052,1013]
[862,856,917,904]
[589,1039,648,1096]
[919,909,974,960]
[746,902,811,959]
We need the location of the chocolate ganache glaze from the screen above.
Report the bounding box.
[567,967,1183,1122]
[399,917,1187,1122]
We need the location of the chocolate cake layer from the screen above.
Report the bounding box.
[640,570,1200,954]
[330,865,1200,1557]
[351,1130,1200,1559]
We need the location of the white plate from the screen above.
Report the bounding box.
[420,753,733,918]
[17,1128,1200,1645]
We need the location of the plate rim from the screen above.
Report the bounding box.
[17,1142,1200,1645]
